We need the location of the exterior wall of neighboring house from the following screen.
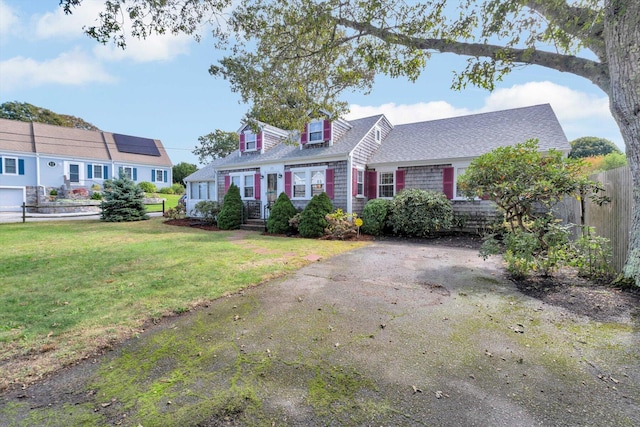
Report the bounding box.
[0,119,173,212]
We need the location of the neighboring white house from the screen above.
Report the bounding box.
[0,118,173,211]
[185,103,571,230]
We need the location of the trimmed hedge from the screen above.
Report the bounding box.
[361,198,391,236]
[387,189,453,237]
[267,192,297,234]
[217,184,243,230]
[298,192,333,238]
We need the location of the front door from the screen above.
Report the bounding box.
[266,173,278,217]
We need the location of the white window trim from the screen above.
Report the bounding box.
[453,163,472,200]
[190,181,216,200]
[120,166,134,180]
[374,126,382,143]
[65,161,84,184]
[155,169,165,182]
[2,157,18,175]
[377,169,395,199]
[356,168,365,198]
[307,120,324,144]
[93,164,104,180]
[229,172,258,200]
[290,165,327,200]
[244,132,257,151]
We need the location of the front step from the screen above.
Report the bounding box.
[240,219,266,232]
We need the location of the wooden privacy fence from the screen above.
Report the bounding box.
[554,166,633,273]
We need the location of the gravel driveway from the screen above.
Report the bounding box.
[1,238,638,426]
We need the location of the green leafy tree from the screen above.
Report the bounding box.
[0,101,100,131]
[193,130,239,165]
[61,0,640,283]
[600,152,628,171]
[217,183,243,230]
[298,192,333,238]
[569,137,622,159]
[101,177,149,222]
[172,162,198,185]
[266,192,298,234]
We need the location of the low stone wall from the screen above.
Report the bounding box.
[32,200,102,214]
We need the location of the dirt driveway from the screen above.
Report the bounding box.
[1,238,638,426]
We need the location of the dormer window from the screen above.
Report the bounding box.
[374,127,382,143]
[309,121,323,143]
[245,132,257,151]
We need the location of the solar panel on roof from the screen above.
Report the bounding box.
[113,133,161,156]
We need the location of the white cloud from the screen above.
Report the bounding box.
[93,33,192,63]
[348,81,624,150]
[0,0,20,37]
[34,0,103,40]
[0,49,114,91]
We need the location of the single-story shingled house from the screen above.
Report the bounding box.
[185,103,570,231]
[0,118,173,211]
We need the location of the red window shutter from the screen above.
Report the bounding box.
[366,171,377,199]
[254,173,261,199]
[323,119,332,142]
[325,169,334,199]
[256,132,262,151]
[443,167,454,199]
[239,134,245,152]
[352,168,358,196]
[395,169,405,193]
[301,124,308,145]
[224,175,230,192]
[284,171,292,197]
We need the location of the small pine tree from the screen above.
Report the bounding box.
[217,183,243,230]
[101,177,149,222]
[298,192,333,238]
[267,192,298,234]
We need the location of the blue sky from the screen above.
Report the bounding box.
[0,0,624,166]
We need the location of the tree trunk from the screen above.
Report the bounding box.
[604,0,640,285]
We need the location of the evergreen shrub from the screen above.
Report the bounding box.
[298,192,333,238]
[387,189,453,237]
[267,192,297,234]
[217,183,243,230]
[101,177,149,222]
[361,198,391,236]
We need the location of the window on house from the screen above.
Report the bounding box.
[244,174,254,198]
[156,169,164,182]
[190,181,215,199]
[93,165,103,179]
[308,121,323,142]
[455,167,467,199]
[3,157,17,174]
[69,164,80,183]
[121,166,133,180]
[231,175,240,188]
[356,170,364,196]
[245,132,256,151]
[311,170,325,196]
[374,127,381,143]
[379,172,394,198]
[293,171,306,198]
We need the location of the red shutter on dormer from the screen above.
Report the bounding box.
[443,167,454,199]
[256,132,262,151]
[395,170,405,193]
[352,168,358,196]
[239,133,245,152]
[284,171,292,197]
[323,119,332,142]
[254,173,261,200]
[366,171,377,199]
[325,169,334,199]
[224,175,231,192]
[301,124,308,145]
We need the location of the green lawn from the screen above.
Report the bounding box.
[145,193,182,212]
[0,218,367,387]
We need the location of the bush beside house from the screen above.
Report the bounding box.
[267,192,297,234]
[298,193,333,238]
[217,184,243,230]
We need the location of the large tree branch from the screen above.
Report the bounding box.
[524,0,605,60]
[336,17,610,95]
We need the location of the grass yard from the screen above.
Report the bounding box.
[145,193,182,213]
[0,218,368,389]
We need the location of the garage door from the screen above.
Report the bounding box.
[0,188,25,212]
